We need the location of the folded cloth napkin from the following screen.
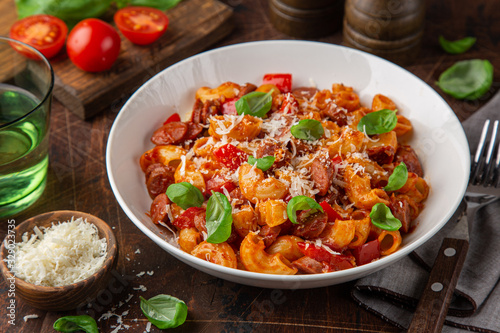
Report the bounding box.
[351,91,500,333]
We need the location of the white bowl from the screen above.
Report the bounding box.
[106,40,469,289]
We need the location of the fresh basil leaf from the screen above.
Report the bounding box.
[384,162,408,191]
[290,119,324,140]
[437,59,493,100]
[357,109,398,135]
[140,294,188,329]
[128,0,183,10]
[370,203,402,231]
[206,191,233,243]
[15,0,112,27]
[439,36,476,54]
[53,315,98,333]
[235,91,273,118]
[286,196,323,224]
[166,182,204,210]
[248,155,275,171]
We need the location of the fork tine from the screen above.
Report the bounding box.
[471,120,490,185]
[483,120,499,185]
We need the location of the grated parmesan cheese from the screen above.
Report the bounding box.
[13,217,107,287]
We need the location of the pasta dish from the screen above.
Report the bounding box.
[139,73,429,275]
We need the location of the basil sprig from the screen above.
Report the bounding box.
[357,109,398,135]
[248,155,275,171]
[206,191,233,243]
[286,195,323,224]
[140,294,188,329]
[53,315,98,333]
[166,182,204,210]
[290,119,324,140]
[439,36,476,54]
[437,59,493,100]
[384,162,408,191]
[235,91,273,118]
[370,203,402,231]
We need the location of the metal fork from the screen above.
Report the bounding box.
[409,119,500,333]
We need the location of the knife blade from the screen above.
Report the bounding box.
[407,199,469,333]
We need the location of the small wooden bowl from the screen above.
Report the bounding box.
[0,211,117,311]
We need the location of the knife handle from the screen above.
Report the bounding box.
[407,237,469,333]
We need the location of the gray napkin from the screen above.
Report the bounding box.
[352,92,500,333]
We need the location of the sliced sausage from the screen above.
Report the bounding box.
[395,145,423,177]
[259,225,281,247]
[292,210,328,239]
[255,140,291,170]
[191,99,203,124]
[310,157,334,196]
[292,256,324,274]
[185,122,204,141]
[389,195,411,233]
[237,83,257,98]
[321,104,348,127]
[193,208,207,234]
[151,121,188,145]
[292,87,319,100]
[145,163,175,199]
[149,193,170,224]
[201,99,221,124]
[366,145,396,165]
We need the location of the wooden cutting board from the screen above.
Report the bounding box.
[0,0,234,119]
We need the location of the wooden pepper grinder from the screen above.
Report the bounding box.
[269,0,345,38]
[343,0,425,65]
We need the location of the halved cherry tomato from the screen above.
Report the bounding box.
[352,239,380,266]
[263,73,292,93]
[221,98,238,115]
[9,14,67,59]
[319,201,343,222]
[213,144,248,170]
[206,175,237,194]
[114,6,169,45]
[173,207,205,229]
[297,242,355,271]
[163,113,181,124]
[66,18,121,72]
[279,93,299,114]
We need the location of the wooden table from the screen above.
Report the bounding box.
[1,0,499,332]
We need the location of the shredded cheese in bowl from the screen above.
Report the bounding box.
[12,217,108,287]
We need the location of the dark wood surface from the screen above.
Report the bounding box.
[1,0,499,332]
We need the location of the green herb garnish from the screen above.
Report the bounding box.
[140,294,188,329]
[235,91,273,118]
[384,162,408,191]
[166,182,204,210]
[206,191,233,243]
[286,196,323,224]
[436,59,493,100]
[248,155,275,171]
[439,36,476,54]
[357,109,398,135]
[290,119,324,140]
[53,315,98,333]
[370,203,402,231]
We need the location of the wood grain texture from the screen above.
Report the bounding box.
[0,0,499,332]
[408,238,469,333]
[0,211,117,312]
[0,0,234,119]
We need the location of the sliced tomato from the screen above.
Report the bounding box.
[213,144,248,170]
[114,6,169,45]
[173,207,205,229]
[263,73,292,93]
[297,242,355,271]
[319,201,343,222]
[163,113,181,124]
[221,98,238,115]
[9,14,67,59]
[352,239,380,266]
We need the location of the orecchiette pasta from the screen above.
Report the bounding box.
[141,73,429,275]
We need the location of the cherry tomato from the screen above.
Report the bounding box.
[213,144,248,170]
[352,239,380,266]
[9,14,67,59]
[173,207,205,229]
[279,93,299,114]
[163,113,181,124]
[263,73,292,93]
[66,18,121,72]
[297,242,355,271]
[206,175,236,194]
[221,98,238,115]
[114,6,169,45]
[319,201,343,222]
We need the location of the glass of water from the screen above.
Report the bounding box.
[0,37,53,218]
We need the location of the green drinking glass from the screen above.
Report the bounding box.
[0,37,53,218]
